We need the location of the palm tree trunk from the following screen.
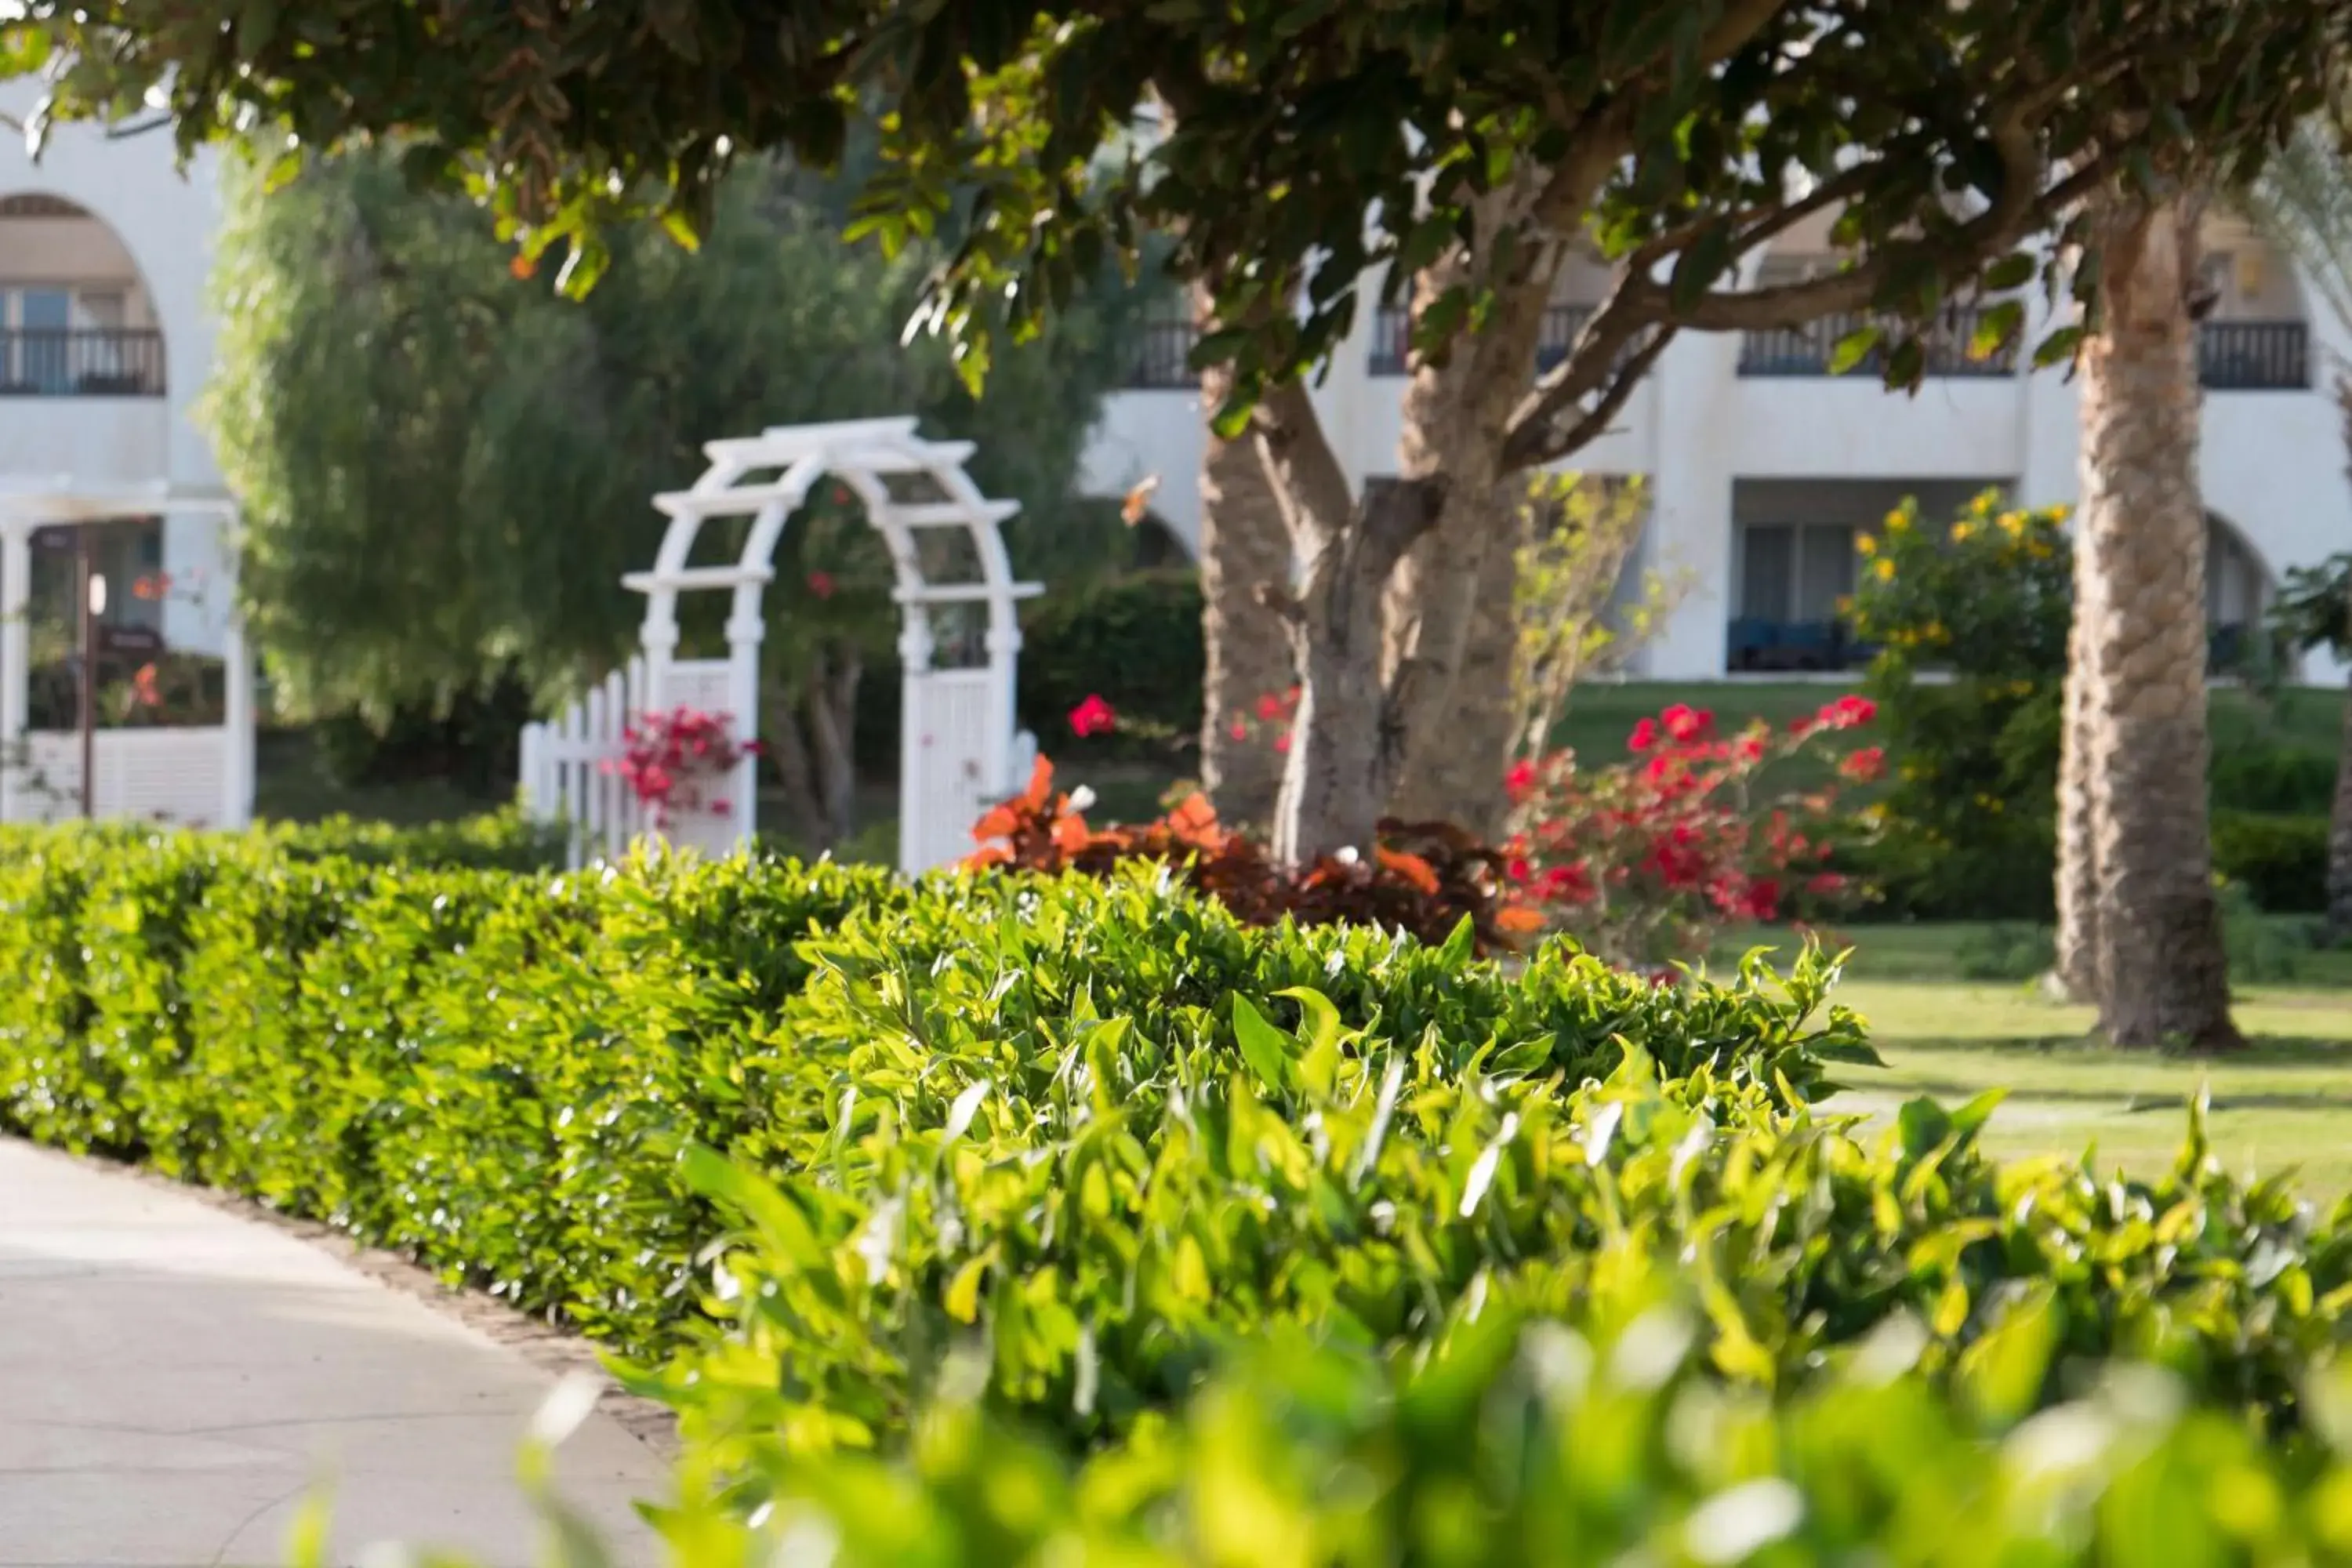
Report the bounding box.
[1195,285,1294,833]
[2053,608,2101,997]
[2329,658,2352,942]
[2073,192,2241,1051]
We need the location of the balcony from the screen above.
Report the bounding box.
[0,328,166,397]
[1370,303,1601,377]
[1740,307,2020,379]
[1124,318,1196,390]
[2198,320,2307,390]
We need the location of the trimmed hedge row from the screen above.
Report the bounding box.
[0,826,1853,1361]
[8,822,2352,1556]
[660,1290,2352,1567]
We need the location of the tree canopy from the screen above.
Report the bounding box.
[16,0,2348,452]
[204,144,1150,721]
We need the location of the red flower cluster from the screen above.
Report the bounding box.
[1068,694,1118,738]
[1227,685,1302,753]
[603,706,759,830]
[1503,695,1876,967]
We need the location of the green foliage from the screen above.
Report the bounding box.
[2271,552,2352,662]
[20,1,2346,458]
[2214,811,2332,917]
[201,144,1149,725]
[632,1302,2352,1568]
[0,826,1858,1365]
[2212,745,2341,817]
[1018,569,1206,760]
[1953,922,2059,982]
[1846,495,2073,921]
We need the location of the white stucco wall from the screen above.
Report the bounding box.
[0,84,229,659]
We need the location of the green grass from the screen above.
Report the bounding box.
[1711,920,2352,1200]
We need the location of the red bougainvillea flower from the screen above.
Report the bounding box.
[1504,759,1537,798]
[1628,717,1660,753]
[1229,720,1249,742]
[1661,703,1711,743]
[807,571,837,600]
[1507,855,1532,884]
[1255,692,1286,722]
[1273,732,1292,753]
[1069,695,1118,738]
[1838,746,1886,782]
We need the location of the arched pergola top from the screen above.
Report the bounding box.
[622,416,1041,673]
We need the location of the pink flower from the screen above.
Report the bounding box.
[807,571,837,600]
[1069,695,1118,738]
[1273,732,1292,753]
[1628,717,1659,753]
[1229,720,1249,742]
[1505,760,1537,797]
[1255,693,1285,722]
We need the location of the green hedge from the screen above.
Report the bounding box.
[257,808,568,873]
[0,826,1850,1361]
[1018,568,1205,757]
[648,1290,2352,1568]
[8,823,2352,1548]
[2212,809,2332,915]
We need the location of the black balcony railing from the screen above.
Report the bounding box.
[2198,320,2307,390]
[1739,307,2020,378]
[1372,302,1620,377]
[0,328,167,397]
[1124,318,1197,389]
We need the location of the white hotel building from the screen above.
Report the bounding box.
[7,87,2347,698]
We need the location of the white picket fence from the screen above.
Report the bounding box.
[522,655,1035,875]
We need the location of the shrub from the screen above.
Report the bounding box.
[1845,494,2071,923]
[2212,810,2331,916]
[256,808,570,873]
[1018,569,1206,760]
[0,825,1854,1363]
[967,755,1538,951]
[1504,697,1876,966]
[2212,745,2340,816]
[648,1290,2352,1568]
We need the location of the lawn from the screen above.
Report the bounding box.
[1714,920,2352,1200]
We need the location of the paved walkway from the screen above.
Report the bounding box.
[0,1139,665,1568]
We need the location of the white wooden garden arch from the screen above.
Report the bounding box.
[519,416,1040,873]
[0,477,253,829]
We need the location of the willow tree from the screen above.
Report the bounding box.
[21,0,2347,863]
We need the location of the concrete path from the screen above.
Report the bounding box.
[0,1139,666,1568]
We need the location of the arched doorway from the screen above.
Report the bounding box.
[2205,510,2275,674]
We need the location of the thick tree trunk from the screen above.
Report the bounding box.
[1385,496,1520,835]
[2073,194,2241,1051]
[1379,229,1554,838]
[1196,287,1294,831]
[2053,609,2101,998]
[1268,477,1444,862]
[2329,663,2352,942]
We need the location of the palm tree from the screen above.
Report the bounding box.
[2060,189,2241,1050]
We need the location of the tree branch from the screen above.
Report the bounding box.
[1249,379,1357,554]
[1501,327,1678,470]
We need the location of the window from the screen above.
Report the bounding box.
[7,287,71,393]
